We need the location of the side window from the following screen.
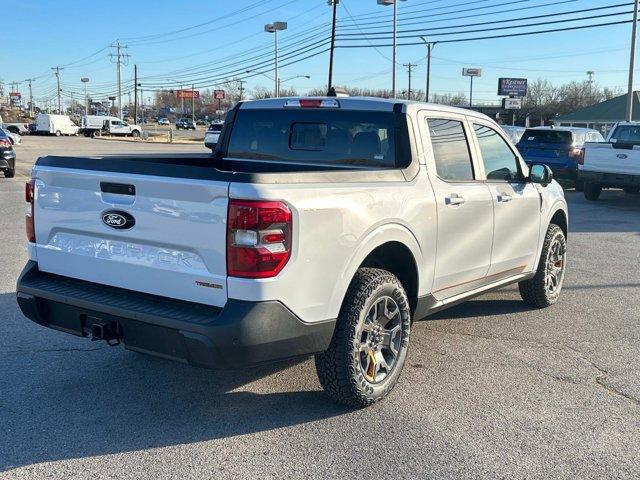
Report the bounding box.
[473,124,521,181]
[427,118,474,181]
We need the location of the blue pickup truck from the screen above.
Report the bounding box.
[516,126,604,189]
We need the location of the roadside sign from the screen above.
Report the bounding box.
[498,78,528,97]
[176,89,200,100]
[503,97,522,110]
[462,68,482,77]
[214,90,226,100]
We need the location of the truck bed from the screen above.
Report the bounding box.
[35,154,409,183]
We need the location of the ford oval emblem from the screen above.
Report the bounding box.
[617,153,628,159]
[102,210,135,230]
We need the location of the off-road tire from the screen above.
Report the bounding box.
[315,268,411,408]
[584,182,602,201]
[519,224,566,308]
[4,168,15,178]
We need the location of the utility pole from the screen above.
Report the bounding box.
[327,0,339,93]
[191,83,195,123]
[586,70,595,104]
[181,84,184,114]
[420,37,436,102]
[26,79,35,116]
[403,63,417,100]
[238,79,246,101]
[110,41,129,119]
[81,77,89,115]
[134,65,138,125]
[626,0,639,122]
[52,67,63,113]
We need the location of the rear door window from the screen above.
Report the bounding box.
[427,118,475,181]
[227,109,400,168]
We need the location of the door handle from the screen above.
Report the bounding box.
[497,192,513,202]
[445,193,465,206]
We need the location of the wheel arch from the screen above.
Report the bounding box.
[550,207,568,239]
[331,224,425,317]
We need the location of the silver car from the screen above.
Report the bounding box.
[1,128,21,145]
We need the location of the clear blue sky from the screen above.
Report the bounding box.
[2,0,637,105]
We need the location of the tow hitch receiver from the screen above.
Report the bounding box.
[90,321,122,346]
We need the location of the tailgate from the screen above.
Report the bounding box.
[33,167,229,307]
[519,142,570,165]
[583,142,640,175]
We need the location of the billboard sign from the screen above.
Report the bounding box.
[498,78,528,97]
[213,90,226,100]
[502,97,522,110]
[176,89,200,100]
[462,68,482,77]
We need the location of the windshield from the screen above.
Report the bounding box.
[209,124,223,132]
[610,125,640,144]
[518,130,573,145]
[226,109,400,168]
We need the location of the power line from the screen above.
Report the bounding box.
[337,7,633,42]
[336,18,634,48]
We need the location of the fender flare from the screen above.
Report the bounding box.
[533,200,568,271]
[328,222,425,315]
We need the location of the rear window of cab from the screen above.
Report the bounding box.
[226,109,403,169]
[519,130,574,145]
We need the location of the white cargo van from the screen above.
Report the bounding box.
[35,114,79,136]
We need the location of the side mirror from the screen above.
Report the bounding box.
[529,163,553,186]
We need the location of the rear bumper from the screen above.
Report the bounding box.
[579,170,640,188]
[16,261,335,369]
[0,149,15,169]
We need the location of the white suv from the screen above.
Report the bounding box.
[17,97,568,407]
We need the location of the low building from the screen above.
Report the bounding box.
[555,91,640,134]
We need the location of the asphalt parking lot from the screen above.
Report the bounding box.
[1,136,639,479]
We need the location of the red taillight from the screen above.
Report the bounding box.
[570,147,584,165]
[25,178,36,243]
[0,139,11,148]
[227,199,292,278]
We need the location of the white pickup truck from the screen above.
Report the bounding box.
[17,97,568,406]
[581,121,640,200]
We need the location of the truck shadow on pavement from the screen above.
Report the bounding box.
[0,293,350,472]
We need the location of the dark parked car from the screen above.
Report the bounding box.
[517,127,604,189]
[0,129,16,178]
[175,118,196,130]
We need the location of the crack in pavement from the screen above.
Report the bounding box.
[425,329,640,406]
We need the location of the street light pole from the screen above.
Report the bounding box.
[265,22,288,98]
[378,0,405,99]
[327,0,339,93]
[392,0,397,98]
[626,0,639,121]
